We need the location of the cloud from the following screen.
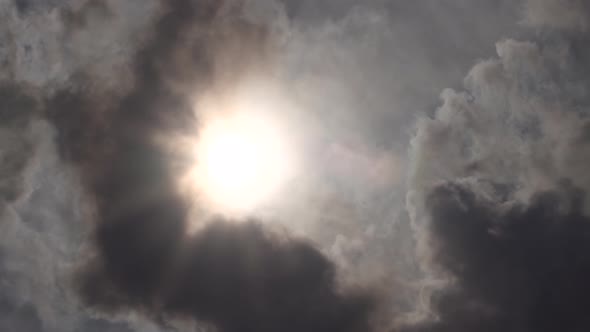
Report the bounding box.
[523,0,590,31]
[81,220,374,332]
[405,181,590,332]
[0,296,43,332]
[406,1,590,330]
[44,1,377,331]
[0,85,37,205]
[7,0,590,331]
[0,0,158,90]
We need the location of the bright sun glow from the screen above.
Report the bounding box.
[186,90,296,216]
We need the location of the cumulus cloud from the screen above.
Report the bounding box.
[408,36,590,223]
[406,1,590,330]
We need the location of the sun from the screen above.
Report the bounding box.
[187,103,295,216]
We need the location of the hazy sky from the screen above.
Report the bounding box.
[1,1,590,331]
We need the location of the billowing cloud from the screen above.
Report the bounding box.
[5,0,590,331]
[406,1,590,331]
[45,1,376,331]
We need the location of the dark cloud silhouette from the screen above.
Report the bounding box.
[160,220,371,332]
[403,181,590,332]
[46,1,375,331]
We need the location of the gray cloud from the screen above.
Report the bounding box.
[6,0,590,331]
[406,1,590,330]
[523,0,590,31]
[45,1,377,331]
[0,0,158,91]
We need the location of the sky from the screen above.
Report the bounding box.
[2,0,590,331]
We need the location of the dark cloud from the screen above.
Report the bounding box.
[78,218,373,332]
[0,297,43,332]
[0,85,37,204]
[95,220,372,332]
[403,181,590,332]
[46,0,376,331]
[60,0,112,31]
[13,0,31,16]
